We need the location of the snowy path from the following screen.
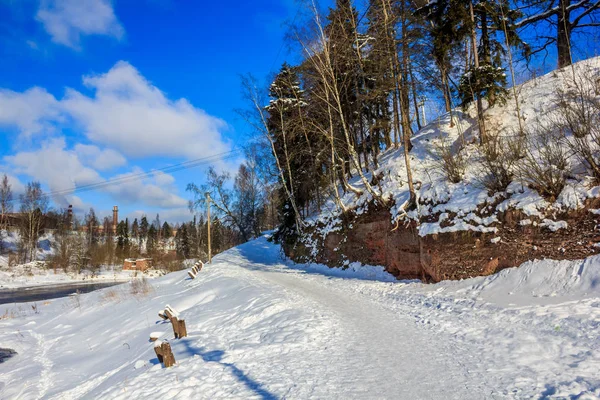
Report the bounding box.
[227,249,488,399]
[1,236,599,399]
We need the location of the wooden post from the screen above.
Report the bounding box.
[206,192,212,264]
[160,305,187,339]
[154,340,175,367]
[172,318,187,339]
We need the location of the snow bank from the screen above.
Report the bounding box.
[1,236,599,399]
[463,256,600,306]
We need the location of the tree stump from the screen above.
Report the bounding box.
[171,317,187,339]
[154,340,175,367]
[159,305,177,320]
[158,305,187,339]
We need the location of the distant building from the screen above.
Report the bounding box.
[123,258,152,272]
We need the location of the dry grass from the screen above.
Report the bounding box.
[100,289,122,303]
[431,137,466,183]
[129,277,154,297]
[0,309,15,320]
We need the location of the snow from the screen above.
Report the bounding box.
[302,57,600,256]
[0,263,149,289]
[1,235,599,399]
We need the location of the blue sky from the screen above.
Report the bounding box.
[1,0,597,225]
[0,0,304,224]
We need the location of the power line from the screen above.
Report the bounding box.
[8,149,242,203]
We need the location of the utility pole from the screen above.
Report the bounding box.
[205,192,212,263]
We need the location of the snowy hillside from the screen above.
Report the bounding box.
[293,57,600,280]
[1,235,599,399]
[306,57,600,236]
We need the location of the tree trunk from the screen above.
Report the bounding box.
[557,0,572,68]
[470,0,487,145]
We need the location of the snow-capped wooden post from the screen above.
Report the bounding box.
[188,261,204,279]
[172,317,187,339]
[154,340,175,368]
[159,305,187,339]
[195,261,204,272]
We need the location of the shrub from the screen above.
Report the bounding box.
[518,123,569,200]
[431,136,466,183]
[130,277,153,297]
[479,132,524,192]
[554,67,600,182]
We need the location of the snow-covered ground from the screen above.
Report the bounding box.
[1,235,599,399]
[302,57,600,258]
[0,262,147,289]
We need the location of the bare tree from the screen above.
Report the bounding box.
[237,74,305,232]
[517,0,600,68]
[0,174,13,254]
[19,182,48,262]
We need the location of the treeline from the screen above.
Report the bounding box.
[237,0,600,240]
[0,173,246,270]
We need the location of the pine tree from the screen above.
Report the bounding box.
[458,0,525,108]
[162,222,172,239]
[131,218,139,248]
[175,223,190,259]
[147,225,157,256]
[139,216,149,253]
[116,220,130,260]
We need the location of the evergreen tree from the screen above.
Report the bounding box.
[147,225,157,256]
[188,218,198,257]
[116,220,130,259]
[139,216,149,253]
[131,218,139,246]
[457,0,525,108]
[162,222,172,239]
[175,223,190,259]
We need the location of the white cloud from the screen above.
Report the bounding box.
[62,61,231,159]
[36,0,124,49]
[0,61,231,163]
[0,87,61,137]
[104,167,188,209]
[3,137,189,211]
[74,143,126,171]
[4,137,104,207]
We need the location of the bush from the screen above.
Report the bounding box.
[555,67,600,182]
[130,277,153,297]
[431,136,466,183]
[518,123,570,200]
[479,132,524,192]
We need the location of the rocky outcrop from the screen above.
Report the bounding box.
[285,200,600,282]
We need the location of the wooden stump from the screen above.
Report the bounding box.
[159,305,177,320]
[170,317,187,339]
[154,340,175,367]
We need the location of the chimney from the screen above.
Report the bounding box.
[67,205,73,230]
[113,206,118,234]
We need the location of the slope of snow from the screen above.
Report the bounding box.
[0,263,153,289]
[303,57,600,253]
[1,235,599,399]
